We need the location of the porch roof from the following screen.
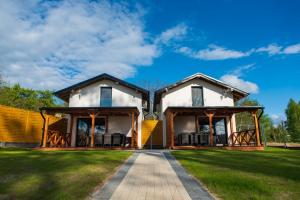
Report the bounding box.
[40,106,140,116]
[164,106,264,116]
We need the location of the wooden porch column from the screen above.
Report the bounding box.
[68,114,73,147]
[135,115,138,148]
[252,112,261,146]
[229,114,234,147]
[131,112,135,148]
[208,113,214,146]
[195,115,199,133]
[166,111,175,148]
[90,113,95,147]
[42,115,49,147]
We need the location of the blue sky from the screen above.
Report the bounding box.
[0,0,300,123]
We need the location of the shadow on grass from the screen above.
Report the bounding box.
[0,149,131,200]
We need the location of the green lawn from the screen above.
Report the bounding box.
[0,149,132,200]
[172,148,300,200]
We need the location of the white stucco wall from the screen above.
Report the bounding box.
[159,78,236,147]
[68,79,143,148]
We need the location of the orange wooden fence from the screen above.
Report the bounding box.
[0,105,66,144]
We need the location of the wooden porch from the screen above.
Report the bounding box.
[164,106,264,149]
[40,107,139,149]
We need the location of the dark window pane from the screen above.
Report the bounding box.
[100,87,112,107]
[214,118,226,135]
[198,118,209,133]
[192,87,203,106]
[95,118,106,134]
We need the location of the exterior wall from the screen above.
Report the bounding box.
[159,78,236,147]
[68,79,143,148]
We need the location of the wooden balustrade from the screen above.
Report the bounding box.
[230,129,257,146]
[46,130,71,147]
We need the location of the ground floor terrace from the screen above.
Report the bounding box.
[164,106,264,150]
[40,107,140,149]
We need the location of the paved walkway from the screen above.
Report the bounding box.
[90,150,213,200]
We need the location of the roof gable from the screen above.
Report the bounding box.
[154,73,249,107]
[54,73,149,104]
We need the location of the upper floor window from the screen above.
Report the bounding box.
[100,87,112,107]
[192,86,204,107]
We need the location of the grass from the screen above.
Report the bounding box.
[172,148,300,200]
[0,148,132,200]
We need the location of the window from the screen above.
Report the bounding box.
[100,87,112,107]
[192,86,204,107]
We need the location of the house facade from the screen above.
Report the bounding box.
[154,73,263,149]
[40,72,263,149]
[40,74,149,148]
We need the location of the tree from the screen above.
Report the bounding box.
[285,99,300,142]
[235,98,275,142]
[0,83,58,111]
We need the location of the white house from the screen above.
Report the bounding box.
[40,72,263,149]
[41,73,149,148]
[154,73,263,149]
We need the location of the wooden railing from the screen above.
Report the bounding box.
[230,129,257,146]
[46,130,71,147]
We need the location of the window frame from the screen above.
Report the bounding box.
[100,87,112,107]
[191,86,204,107]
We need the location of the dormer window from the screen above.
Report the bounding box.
[100,87,112,107]
[192,86,204,107]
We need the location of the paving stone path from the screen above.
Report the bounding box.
[90,150,214,200]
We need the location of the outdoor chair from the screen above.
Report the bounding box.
[179,133,192,145]
[112,133,121,146]
[103,134,112,147]
[95,134,103,147]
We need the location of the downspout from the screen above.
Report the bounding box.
[40,109,45,147]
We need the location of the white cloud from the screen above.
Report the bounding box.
[155,23,187,45]
[231,63,255,76]
[270,114,285,127]
[177,44,249,60]
[220,74,259,93]
[0,0,159,90]
[256,44,282,55]
[283,43,300,54]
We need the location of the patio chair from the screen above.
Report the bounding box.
[200,132,209,145]
[95,134,103,147]
[103,134,112,147]
[180,133,192,145]
[112,133,121,146]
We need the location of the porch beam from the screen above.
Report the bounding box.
[42,115,49,147]
[90,113,95,147]
[252,112,261,146]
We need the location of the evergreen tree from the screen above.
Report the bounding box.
[285,99,300,142]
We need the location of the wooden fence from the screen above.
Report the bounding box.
[0,105,67,145]
[141,120,163,148]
